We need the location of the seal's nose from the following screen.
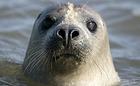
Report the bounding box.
[57,29,79,39]
[56,28,79,47]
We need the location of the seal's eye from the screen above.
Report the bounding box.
[42,15,56,30]
[86,19,97,33]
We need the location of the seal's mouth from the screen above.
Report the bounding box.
[54,53,77,62]
[60,53,76,58]
[52,52,81,73]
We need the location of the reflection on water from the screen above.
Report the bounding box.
[0,0,140,85]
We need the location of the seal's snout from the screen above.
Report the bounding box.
[57,28,79,39]
[56,25,80,47]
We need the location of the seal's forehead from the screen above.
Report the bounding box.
[39,2,103,24]
[40,3,81,15]
[64,3,79,21]
[40,2,98,17]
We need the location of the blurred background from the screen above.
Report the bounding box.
[0,0,140,85]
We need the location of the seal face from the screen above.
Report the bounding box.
[23,3,120,86]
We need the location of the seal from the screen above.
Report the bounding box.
[23,3,120,86]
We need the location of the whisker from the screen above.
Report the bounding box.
[23,50,44,73]
[28,51,45,72]
[24,48,43,62]
[44,50,53,71]
[27,45,42,54]
[31,51,47,73]
[91,57,109,80]
[23,49,43,65]
[36,54,47,71]
[44,51,52,71]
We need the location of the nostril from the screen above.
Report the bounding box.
[71,30,79,39]
[57,29,66,39]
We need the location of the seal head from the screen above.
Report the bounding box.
[23,3,120,86]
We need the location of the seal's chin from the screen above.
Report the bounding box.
[52,53,81,74]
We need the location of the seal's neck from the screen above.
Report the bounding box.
[51,60,119,86]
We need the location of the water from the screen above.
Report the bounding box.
[0,0,140,85]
